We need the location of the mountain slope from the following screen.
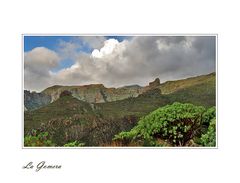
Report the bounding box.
[95,74,215,119]
[24,94,95,133]
[24,72,215,111]
[24,72,216,146]
[159,72,215,94]
[24,94,138,146]
[167,74,216,107]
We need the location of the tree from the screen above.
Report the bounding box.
[114,102,215,147]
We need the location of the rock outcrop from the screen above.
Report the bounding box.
[42,78,161,104]
[24,90,51,111]
[25,78,162,110]
[149,78,160,88]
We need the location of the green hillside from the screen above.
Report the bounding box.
[159,72,216,94]
[24,95,95,134]
[24,72,216,147]
[96,73,216,118]
[24,94,138,146]
[167,74,216,107]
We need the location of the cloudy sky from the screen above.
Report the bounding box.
[24,35,216,91]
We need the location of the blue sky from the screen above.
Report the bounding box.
[24,35,128,52]
[24,36,71,52]
[24,35,129,71]
[105,36,128,42]
[24,35,216,91]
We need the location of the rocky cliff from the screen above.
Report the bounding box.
[24,90,51,110]
[41,78,161,104]
[24,73,216,111]
[24,78,161,110]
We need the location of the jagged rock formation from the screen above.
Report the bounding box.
[24,73,216,111]
[149,78,160,88]
[24,90,51,110]
[41,78,161,104]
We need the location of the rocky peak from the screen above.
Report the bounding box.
[149,78,160,88]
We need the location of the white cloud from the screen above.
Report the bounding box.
[80,36,106,49]
[91,39,120,58]
[57,40,81,60]
[25,47,59,69]
[24,47,60,91]
[156,39,171,51]
[24,36,216,91]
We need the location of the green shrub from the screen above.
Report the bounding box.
[24,131,55,147]
[199,118,216,147]
[114,102,210,146]
[63,141,85,147]
[202,106,216,125]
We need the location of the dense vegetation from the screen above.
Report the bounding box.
[24,130,85,147]
[199,117,216,146]
[24,73,216,147]
[24,95,138,146]
[114,103,216,147]
[24,131,55,147]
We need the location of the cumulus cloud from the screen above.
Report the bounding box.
[57,39,82,60]
[91,39,123,58]
[24,47,60,91]
[24,36,216,91]
[80,36,106,49]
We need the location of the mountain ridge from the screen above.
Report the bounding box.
[24,72,215,111]
[24,72,216,146]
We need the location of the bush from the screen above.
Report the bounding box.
[24,131,55,147]
[202,106,216,126]
[63,141,85,147]
[199,118,216,147]
[114,102,213,146]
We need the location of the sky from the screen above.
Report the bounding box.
[24,35,216,92]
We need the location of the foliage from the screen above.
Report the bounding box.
[202,106,216,125]
[24,131,54,147]
[114,102,211,146]
[24,73,216,147]
[24,95,95,135]
[199,118,216,147]
[63,141,85,147]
